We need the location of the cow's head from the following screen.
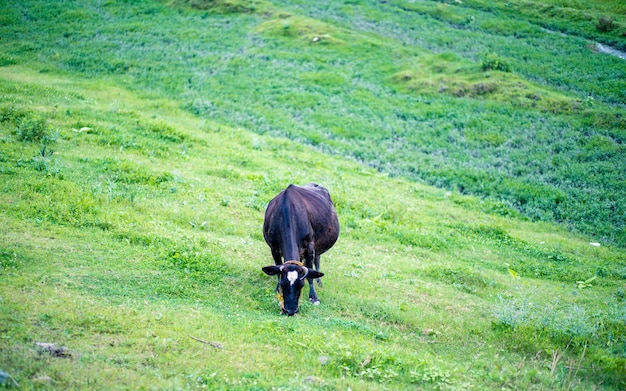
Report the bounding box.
[262,261,323,316]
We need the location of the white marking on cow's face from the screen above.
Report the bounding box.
[287,271,298,286]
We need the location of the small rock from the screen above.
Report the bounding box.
[318,355,330,365]
[35,342,71,358]
[32,374,53,384]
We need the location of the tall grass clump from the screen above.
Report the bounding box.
[1,106,55,144]
[14,117,53,143]
[596,16,617,33]
[481,52,511,72]
[493,289,626,386]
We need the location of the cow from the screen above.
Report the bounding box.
[262,183,339,316]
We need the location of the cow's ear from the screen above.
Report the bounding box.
[306,270,324,279]
[262,265,281,276]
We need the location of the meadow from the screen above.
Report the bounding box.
[1,0,625,389]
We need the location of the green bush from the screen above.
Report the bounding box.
[15,117,52,142]
[481,52,511,72]
[1,107,55,143]
[0,106,29,124]
[596,16,616,33]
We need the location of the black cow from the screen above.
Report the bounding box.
[262,183,339,315]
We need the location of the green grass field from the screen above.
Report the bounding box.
[1,0,625,389]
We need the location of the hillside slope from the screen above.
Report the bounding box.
[1,0,625,389]
[1,63,624,390]
[0,0,624,246]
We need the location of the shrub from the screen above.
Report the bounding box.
[596,16,616,33]
[15,117,53,142]
[1,107,55,143]
[481,52,511,72]
[0,106,29,124]
[149,120,186,143]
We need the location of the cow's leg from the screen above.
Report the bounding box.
[314,254,322,287]
[271,247,282,291]
[307,275,320,305]
[305,242,320,305]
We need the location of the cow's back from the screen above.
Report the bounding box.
[263,184,339,260]
[299,184,339,255]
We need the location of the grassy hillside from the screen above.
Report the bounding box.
[1,0,625,389]
[1,0,625,247]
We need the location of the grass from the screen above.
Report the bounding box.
[1,0,625,389]
[459,0,626,50]
[4,0,624,246]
